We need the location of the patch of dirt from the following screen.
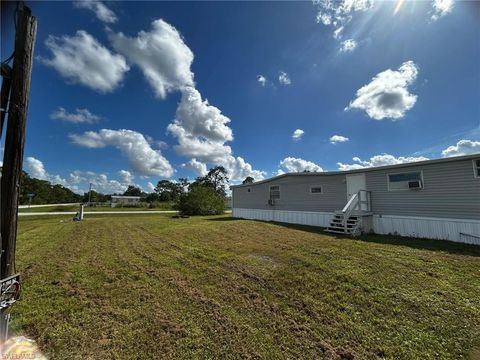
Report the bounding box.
[318,340,358,360]
[249,254,278,266]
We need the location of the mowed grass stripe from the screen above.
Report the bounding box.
[11,214,480,359]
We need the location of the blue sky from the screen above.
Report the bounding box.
[1,0,479,194]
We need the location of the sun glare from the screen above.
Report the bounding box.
[393,0,407,15]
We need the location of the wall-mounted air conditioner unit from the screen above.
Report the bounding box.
[408,180,422,189]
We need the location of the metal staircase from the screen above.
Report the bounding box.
[325,190,371,236]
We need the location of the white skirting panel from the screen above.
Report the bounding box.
[232,208,334,228]
[372,215,480,245]
[232,208,480,245]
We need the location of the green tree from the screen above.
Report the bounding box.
[18,171,82,205]
[123,185,142,197]
[177,177,190,192]
[155,180,182,202]
[145,192,160,203]
[242,176,254,184]
[177,185,225,215]
[192,166,229,198]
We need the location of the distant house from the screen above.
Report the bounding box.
[231,154,480,244]
[111,195,141,207]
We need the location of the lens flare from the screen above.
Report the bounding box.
[394,0,406,15]
[0,336,47,359]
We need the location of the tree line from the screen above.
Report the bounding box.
[14,166,250,215]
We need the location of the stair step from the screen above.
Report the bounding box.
[330,220,357,225]
[330,223,356,229]
[333,215,359,220]
[331,219,358,224]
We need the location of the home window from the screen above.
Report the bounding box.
[474,159,480,178]
[269,185,280,199]
[310,186,322,194]
[388,171,423,191]
[247,188,251,193]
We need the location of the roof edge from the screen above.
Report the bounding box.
[230,153,480,188]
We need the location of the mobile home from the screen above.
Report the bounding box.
[231,154,480,244]
[111,195,141,207]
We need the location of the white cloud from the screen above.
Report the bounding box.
[431,0,454,21]
[118,170,134,184]
[168,124,233,164]
[167,86,233,164]
[345,61,418,120]
[279,157,323,173]
[74,0,117,23]
[292,129,305,141]
[50,107,101,124]
[111,18,265,183]
[39,31,129,93]
[69,170,130,194]
[257,75,267,86]
[340,39,357,52]
[109,19,194,99]
[156,141,168,149]
[224,156,267,182]
[167,88,265,181]
[278,71,291,85]
[314,0,374,34]
[441,140,480,157]
[182,158,208,177]
[25,157,51,181]
[70,129,174,177]
[337,154,429,170]
[333,26,344,39]
[24,157,146,194]
[330,135,349,144]
[24,157,69,188]
[171,86,233,143]
[147,181,156,192]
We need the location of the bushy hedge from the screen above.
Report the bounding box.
[177,186,225,215]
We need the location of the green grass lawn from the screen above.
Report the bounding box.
[12,214,480,359]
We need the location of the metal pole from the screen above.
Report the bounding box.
[0,4,37,341]
[87,183,92,207]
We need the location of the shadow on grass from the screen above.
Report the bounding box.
[208,216,480,257]
[208,216,240,222]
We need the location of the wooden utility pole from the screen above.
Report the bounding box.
[0,3,37,341]
[0,64,12,137]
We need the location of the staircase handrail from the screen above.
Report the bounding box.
[342,192,359,232]
[342,192,358,213]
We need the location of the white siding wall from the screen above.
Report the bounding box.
[233,208,480,245]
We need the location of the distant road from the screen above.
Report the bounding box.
[19,210,178,216]
[19,203,79,209]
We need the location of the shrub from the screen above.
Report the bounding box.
[148,201,175,210]
[177,186,225,215]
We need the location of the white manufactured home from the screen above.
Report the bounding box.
[110,195,141,207]
[231,154,480,245]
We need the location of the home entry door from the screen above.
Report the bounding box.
[346,173,367,210]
